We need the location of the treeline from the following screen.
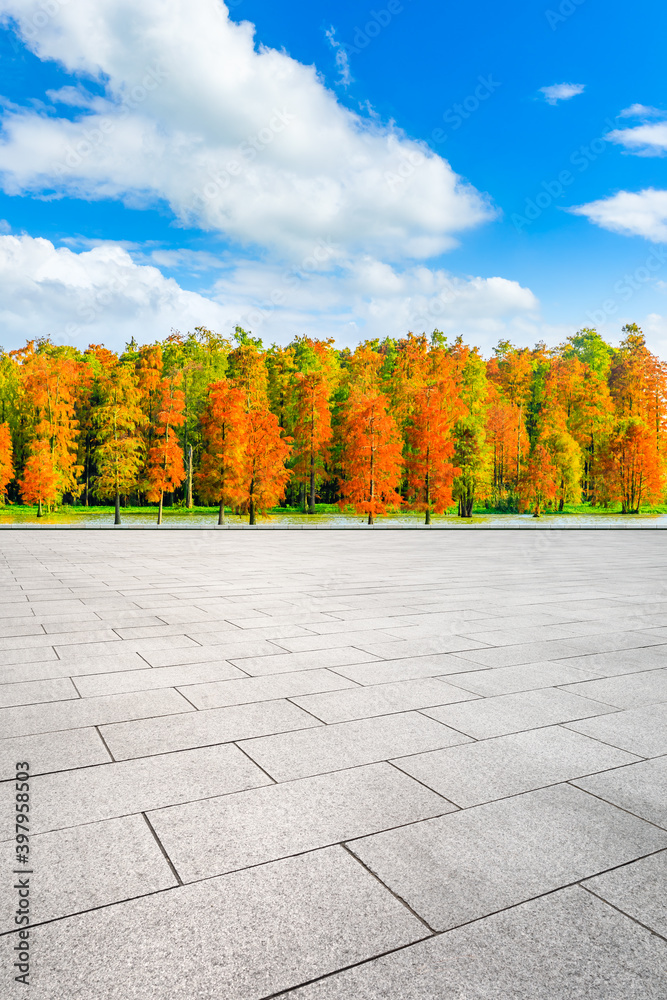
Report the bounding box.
[0,323,665,523]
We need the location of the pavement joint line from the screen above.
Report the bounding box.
[385,759,462,807]
[284,698,330,725]
[579,882,667,945]
[94,724,117,762]
[141,811,184,886]
[340,841,438,933]
[558,724,650,759]
[172,688,201,711]
[565,781,667,833]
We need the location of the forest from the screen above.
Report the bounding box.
[0,323,665,524]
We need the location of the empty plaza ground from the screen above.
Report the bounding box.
[0,528,666,998]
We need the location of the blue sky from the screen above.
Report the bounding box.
[0,0,665,355]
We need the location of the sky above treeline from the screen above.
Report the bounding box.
[0,0,665,356]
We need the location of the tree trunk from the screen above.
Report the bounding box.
[157,492,163,525]
[308,451,315,515]
[368,512,374,525]
[249,499,256,525]
[187,446,193,509]
[37,498,43,518]
[114,491,121,525]
[533,502,541,518]
[425,508,431,525]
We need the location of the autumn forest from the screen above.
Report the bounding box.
[0,324,664,524]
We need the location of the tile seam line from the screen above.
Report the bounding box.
[579,882,667,944]
[340,841,436,933]
[141,811,183,886]
[566,781,667,833]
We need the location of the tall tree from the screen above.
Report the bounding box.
[196,379,247,524]
[93,363,144,524]
[0,422,14,502]
[19,440,58,516]
[145,375,186,524]
[290,338,338,514]
[338,346,403,525]
[398,338,461,523]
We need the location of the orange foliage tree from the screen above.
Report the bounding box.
[399,337,462,523]
[227,338,292,524]
[0,422,14,501]
[19,440,58,515]
[520,443,559,517]
[338,346,403,525]
[145,375,186,524]
[290,339,337,514]
[196,379,247,524]
[19,348,84,501]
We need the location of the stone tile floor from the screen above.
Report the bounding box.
[0,529,666,998]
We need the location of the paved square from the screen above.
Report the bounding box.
[0,528,666,997]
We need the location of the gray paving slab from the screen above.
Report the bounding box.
[179,668,356,710]
[0,651,153,684]
[560,667,667,709]
[0,647,59,666]
[393,726,639,807]
[0,687,192,739]
[241,711,472,781]
[450,639,588,668]
[0,814,177,932]
[279,886,667,999]
[228,647,381,676]
[141,639,295,666]
[100,698,320,760]
[583,851,667,938]
[292,678,478,723]
[267,629,405,652]
[72,660,246,697]
[348,783,667,930]
[554,647,667,676]
[0,676,78,708]
[573,756,667,828]
[52,636,199,659]
[0,727,111,780]
[148,762,453,881]
[565,702,667,757]
[331,653,489,685]
[355,636,492,658]
[423,687,615,739]
[447,659,600,696]
[1,847,427,999]
[0,742,270,837]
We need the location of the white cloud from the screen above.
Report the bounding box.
[619,104,665,119]
[608,123,667,157]
[325,26,352,88]
[0,233,541,355]
[0,0,493,262]
[569,188,667,242]
[539,83,585,106]
[0,234,230,350]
